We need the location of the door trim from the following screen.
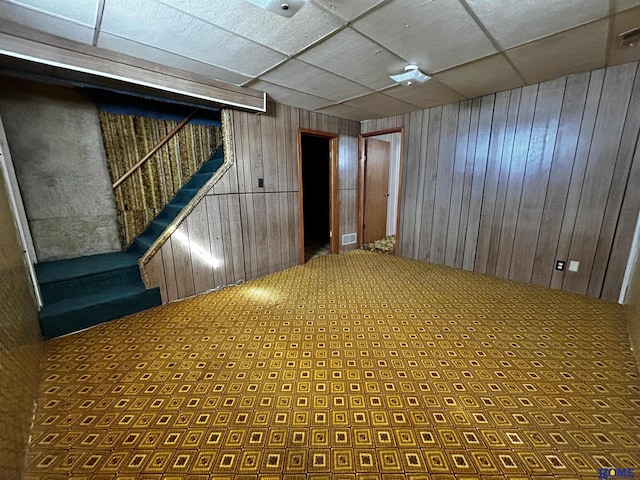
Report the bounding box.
[0,113,42,307]
[297,128,339,264]
[359,127,405,255]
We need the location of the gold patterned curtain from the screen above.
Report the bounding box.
[99,112,222,247]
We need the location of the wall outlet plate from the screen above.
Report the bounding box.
[568,260,580,272]
[555,260,565,271]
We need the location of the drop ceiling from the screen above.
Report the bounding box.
[1,0,639,121]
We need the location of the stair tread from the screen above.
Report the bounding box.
[36,252,140,284]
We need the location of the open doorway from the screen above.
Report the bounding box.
[298,129,338,263]
[359,128,403,255]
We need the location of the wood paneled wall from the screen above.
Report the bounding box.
[145,102,360,303]
[363,62,640,301]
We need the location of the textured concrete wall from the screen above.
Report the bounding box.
[0,161,44,479]
[0,77,121,261]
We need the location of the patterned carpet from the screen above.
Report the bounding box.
[362,235,396,255]
[26,250,640,479]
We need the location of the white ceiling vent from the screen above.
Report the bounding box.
[246,0,308,18]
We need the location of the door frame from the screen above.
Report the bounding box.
[0,113,42,307]
[297,128,339,264]
[359,127,405,255]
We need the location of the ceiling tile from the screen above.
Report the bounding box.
[345,92,417,116]
[97,33,252,85]
[298,28,405,90]
[382,80,466,109]
[313,0,386,22]
[3,0,99,25]
[259,58,371,102]
[158,0,344,55]
[466,0,616,50]
[0,1,95,43]
[100,0,285,77]
[506,20,608,85]
[316,103,377,121]
[607,6,640,67]
[248,80,334,111]
[433,54,525,98]
[352,0,496,74]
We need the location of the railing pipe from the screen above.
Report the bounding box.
[112,108,199,189]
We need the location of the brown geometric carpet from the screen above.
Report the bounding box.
[25,250,640,478]
[362,235,396,255]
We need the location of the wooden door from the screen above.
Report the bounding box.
[363,139,390,244]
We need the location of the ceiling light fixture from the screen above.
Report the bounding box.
[390,64,430,86]
[246,0,308,17]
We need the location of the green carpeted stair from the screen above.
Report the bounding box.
[36,147,224,339]
[127,147,224,255]
[36,252,161,339]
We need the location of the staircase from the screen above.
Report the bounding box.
[36,147,224,339]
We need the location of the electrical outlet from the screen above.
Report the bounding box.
[555,260,565,271]
[258,178,264,188]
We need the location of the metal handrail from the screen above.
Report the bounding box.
[112,108,199,189]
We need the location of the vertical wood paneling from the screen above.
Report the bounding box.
[262,110,278,192]
[531,73,589,287]
[400,111,419,257]
[417,109,437,262]
[172,222,195,299]
[340,188,358,251]
[494,85,538,278]
[510,78,564,284]
[430,104,458,263]
[563,64,637,295]
[236,110,252,194]
[290,191,301,262]
[145,252,167,303]
[253,192,269,277]
[396,61,640,301]
[288,106,300,192]
[475,91,510,274]
[278,193,293,268]
[247,114,264,193]
[225,194,246,283]
[486,88,521,277]
[205,195,226,287]
[455,99,479,268]
[239,193,257,280]
[463,96,493,271]
[275,103,289,192]
[160,241,178,301]
[446,102,470,267]
[550,70,604,291]
[265,193,282,273]
[590,64,640,298]
[187,202,214,294]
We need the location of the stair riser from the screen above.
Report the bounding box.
[39,288,162,339]
[39,266,142,304]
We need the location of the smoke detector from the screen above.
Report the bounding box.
[390,64,431,86]
[246,0,308,17]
